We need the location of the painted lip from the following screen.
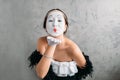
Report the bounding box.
[53,28,57,32]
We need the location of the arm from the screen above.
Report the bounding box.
[67,41,93,79]
[36,45,56,79]
[35,37,61,79]
[69,42,86,68]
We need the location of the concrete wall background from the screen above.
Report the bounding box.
[0,0,120,80]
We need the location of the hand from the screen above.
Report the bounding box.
[47,36,62,46]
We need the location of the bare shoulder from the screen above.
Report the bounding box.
[66,38,79,49]
[37,36,47,55]
[66,38,82,54]
[37,36,47,44]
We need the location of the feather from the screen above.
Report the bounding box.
[28,50,93,80]
[76,52,93,80]
[28,50,42,68]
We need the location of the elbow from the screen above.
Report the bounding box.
[36,72,46,79]
[82,61,86,67]
[35,67,46,79]
[81,58,87,67]
[79,60,86,68]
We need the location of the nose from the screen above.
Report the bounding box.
[53,18,58,27]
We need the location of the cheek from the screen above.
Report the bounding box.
[57,26,65,32]
[58,22,65,28]
[46,23,53,31]
[46,26,53,31]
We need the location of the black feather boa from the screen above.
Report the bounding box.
[28,50,93,80]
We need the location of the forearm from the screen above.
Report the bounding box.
[35,45,56,78]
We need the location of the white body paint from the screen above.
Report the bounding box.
[46,11,66,37]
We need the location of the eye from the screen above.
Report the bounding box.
[48,20,53,22]
[58,20,62,22]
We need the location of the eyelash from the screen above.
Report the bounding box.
[58,20,62,22]
[48,20,62,22]
[48,20,53,22]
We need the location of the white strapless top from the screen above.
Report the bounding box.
[51,59,78,77]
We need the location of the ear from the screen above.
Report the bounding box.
[64,24,67,32]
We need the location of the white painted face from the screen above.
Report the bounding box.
[46,11,66,37]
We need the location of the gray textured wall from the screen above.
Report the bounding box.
[0,0,120,80]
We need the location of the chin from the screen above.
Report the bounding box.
[51,34,63,38]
